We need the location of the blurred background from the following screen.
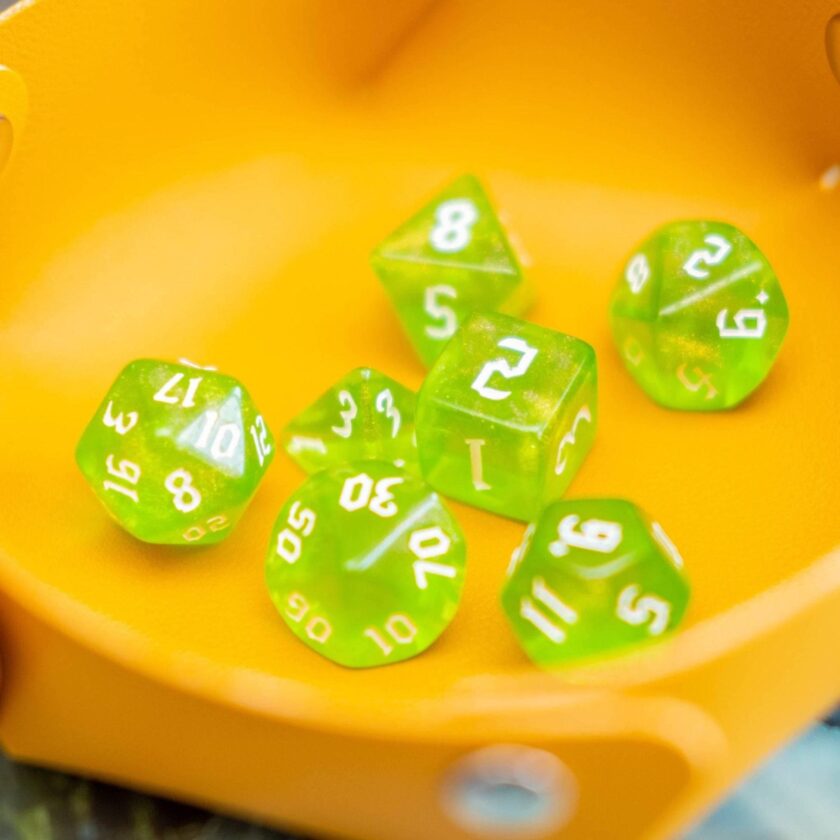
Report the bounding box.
[0,714,838,839]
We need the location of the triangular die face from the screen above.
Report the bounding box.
[283,368,417,473]
[177,393,246,477]
[373,175,519,275]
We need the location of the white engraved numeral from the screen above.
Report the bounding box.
[429,198,478,254]
[331,390,358,438]
[375,389,401,438]
[676,364,718,399]
[364,614,418,656]
[164,468,202,513]
[683,234,732,279]
[194,410,241,460]
[465,438,491,490]
[183,515,229,542]
[520,577,578,643]
[625,254,650,294]
[276,501,317,564]
[651,522,684,569]
[554,405,592,475]
[154,372,202,407]
[339,473,403,518]
[178,358,217,371]
[549,514,623,557]
[249,415,272,466]
[285,593,332,644]
[616,585,671,636]
[103,455,141,503]
[472,337,539,401]
[424,284,458,339]
[409,526,456,589]
[287,435,326,455]
[716,308,767,339]
[103,401,139,436]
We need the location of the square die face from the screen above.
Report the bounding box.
[416,313,596,521]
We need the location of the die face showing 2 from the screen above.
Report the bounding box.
[281,368,418,475]
[611,220,789,409]
[416,312,597,522]
[76,359,274,545]
[371,174,533,366]
[501,499,690,667]
[265,461,466,668]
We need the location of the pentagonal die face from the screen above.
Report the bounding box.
[416,312,597,522]
[281,367,418,474]
[371,174,533,366]
[501,499,690,667]
[265,461,466,668]
[611,220,788,410]
[76,359,274,545]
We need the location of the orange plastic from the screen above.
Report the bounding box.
[0,1,838,837]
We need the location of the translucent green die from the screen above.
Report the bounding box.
[610,220,789,410]
[501,499,690,667]
[281,367,417,474]
[416,312,597,521]
[76,359,274,545]
[265,461,466,668]
[371,174,533,366]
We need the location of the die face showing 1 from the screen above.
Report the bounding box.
[76,359,274,545]
[281,367,418,475]
[371,174,533,366]
[416,312,597,522]
[501,499,690,667]
[610,220,789,410]
[265,461,466,668]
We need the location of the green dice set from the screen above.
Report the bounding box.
[76,176,789,669]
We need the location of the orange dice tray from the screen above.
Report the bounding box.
[0,1,838,838]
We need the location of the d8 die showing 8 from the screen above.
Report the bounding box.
[371,174,533,367]
[501,499,690,667]
[265,461,466,668]
[76,359,274,545]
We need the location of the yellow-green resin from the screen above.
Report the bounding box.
[282,367,418,475]
[610,220,789,410]
[502,499,690,667]
[76,359,274,545]
[371,174,533,366]
[265,461,466,668]
[416,312,597,522]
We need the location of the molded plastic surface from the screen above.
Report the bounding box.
[0,1,838,838]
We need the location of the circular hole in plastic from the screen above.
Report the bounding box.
[441,744,578,837]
